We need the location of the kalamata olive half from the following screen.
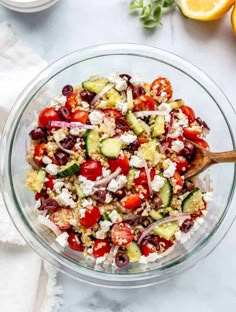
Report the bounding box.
[132,86,145,99]
[62,84,73,97]
[126,140,140,152]
[55,150,69,165]
[180,219,194,233]
[59,106,71,120]
[181,141,195,161]
[40,198,58,211]
[115,252,129,267]
[93,190,106,203]
[29,127,45,140]
[80,90,96,103]
[115,117,130,131]
[60,135,76,150]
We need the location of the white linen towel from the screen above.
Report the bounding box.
[0,22,62,312]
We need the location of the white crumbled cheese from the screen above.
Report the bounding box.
[130,155,145,168]
[53,129,67,142]
[42,156,52,165]
[107,179,119,192]
[109,210,122,223]
[35,200,41,209]
[203,192,213,203]
[74,142,81,150]
[151,175,166,192]
[53,181,64,193]
[81,198,93,208]
[176,111,189,126]
[105,193,113,203]
[87,247,93,254]
[130,74,143,86]
[69,127,81,136]
[69,219,78,227]
[139,253,159,264]
[56,232,69,248]
[78,176,95,196]
[120,134,137,145]
[116,175,127,189]
[163,160,176,178]
[56,188,76,208]
[108,72,127,91]
[81,101,90,109]
[168,126,183,139]
[171,140,184,153]
[45,164,59,176]
[134,170,140,178]
[115,101,128,115]
[95,221,112,239]
[96,256,107,265]
[89,110,104,125]
[102,167,111,177]
[50,95,67,110]
[100,220,113,228]
[157,103,172,115]
[80,208,86,218]
[164,114,171,123]
[65,182,72,190]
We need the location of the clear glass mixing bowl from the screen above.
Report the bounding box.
[1,44,236,288]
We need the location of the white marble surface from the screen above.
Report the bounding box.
[1,1,236,311]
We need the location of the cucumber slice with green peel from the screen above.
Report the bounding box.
[152,115,165,137]
[126,111,144,136]
[153,222,178,240]
[32,169,46,193]
[149,209,164,221]
[84,129,100,158]
[82,77,108,94]
[169,99,184,110]
[106,88,122,107]
[159,180,172,207]
[100,138,123,159]
[126,242,142,262]
[75,184,86,199]
[57,161,80,178]
[127,168,137,190]
[182,188,204,214]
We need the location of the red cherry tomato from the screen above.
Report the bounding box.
[45,174,54,189]
[154,236,173,252]
[71,110,89,124]
[50,208,73,231]
[80,160,102,181]
[93,239,111,258]
[175,158,189,174]
[134,168,155,185]
[108,154,130,175]
[121,193,142,210]
[79,206,101,228]
[34,143,47,165]
[68,232,84,252]
[133,95,155,112]
[111,223,134,246]
[38,107,61,128]
[103,109,122,118]
[137,137,148,144]
[180,105,196,124]
[150,77,173,103]
[183,127,202,140]
[135,184,149,200]
[193,138,209,150]
[65,92,78,111]
[35,190,48,201]
[140,239,156,256]
[173,171,183,193]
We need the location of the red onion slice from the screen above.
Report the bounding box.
[54,139,76,155]
[91,83,115,105]
[127,88,133,110]
[49,121,96,130]
[37,215,61,237]
[28,158,40,170]
[140,155,153,198]
[137,214,191,244]
[94,167,121,187]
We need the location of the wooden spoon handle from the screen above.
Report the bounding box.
[211,150,236,163]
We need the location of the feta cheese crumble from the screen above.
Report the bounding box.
[81,101,90,109]
[81,198,93,207]
[78,176,95,196]
[88,110,104,125]
[115,101,128,115]
[102,167,111,177]
[108,72,127,91]
[130,155,145,168]
[109,210,122,223]
[163,160,176,178]
[50,95,67,110]
[171,140,184,153]
[105,193,113,203]
[157,103,172,115]
[151,175,165,192]
[42,156,52,165]
[69,127,81,136]
[107,175,127,192]
[45,164,58,176]
[56,188,76,208]
[56,232,69,248]
[120,134,137,145]
[129,75,143,87]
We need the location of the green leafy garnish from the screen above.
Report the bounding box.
[129,0,176,29]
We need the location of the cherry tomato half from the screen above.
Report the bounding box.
[180,105,196,124]
[134,168,155,185]
[137,137,148,144]
[111,223,134,246]
[93,239,111,258]
[154,236,173,252]
[50,208,73,231]
[71,110,89,124]
[34,143,46,165]
[68,232,84,252]
[38,107,61,128]
[173,171,184,193]
[103,109,122,118]
[65,92,78,111]
[150,77,173,103]
[45,174,54,189]
[175,158,189,174]
[183,127,202,140]
[108,154,130,176]
[79,206,101,228]
[193,138,209,150]
[80,160,102,181]
[121,193,142,210]
[140,239,157,256]
[133,95,155,112]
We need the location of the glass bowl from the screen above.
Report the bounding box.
[1,44,236,288]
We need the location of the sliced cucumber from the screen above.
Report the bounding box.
[84,129,100,158]
[82,77,108,94]
[57,161,80,178]
[106,88,122,107]
[100,138,123,159]
[159,180,172,207]
[149,209,164,221]
[152,115,165,137]
[127,168,136,190]
[153,222,178,240]
[169,99,184,110]
[75,184,86,199]
[126,242,142,262]
[126,111,144,136]
[32,169,46,193]
[182,188,204,214]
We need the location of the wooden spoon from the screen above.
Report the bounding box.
[184,141,236,179]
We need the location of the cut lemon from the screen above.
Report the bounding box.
[231,2,236,34]
[179,0,235,21]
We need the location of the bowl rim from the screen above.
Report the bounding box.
[1,43,236,287]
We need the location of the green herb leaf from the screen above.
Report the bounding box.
[143,18,160,28]
[163,0,175,8]
[153,5,162,21]
[140,4,152,19]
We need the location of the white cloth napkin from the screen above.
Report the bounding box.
[0,22,62,312]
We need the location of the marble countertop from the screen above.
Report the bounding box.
[1,1,236,311]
